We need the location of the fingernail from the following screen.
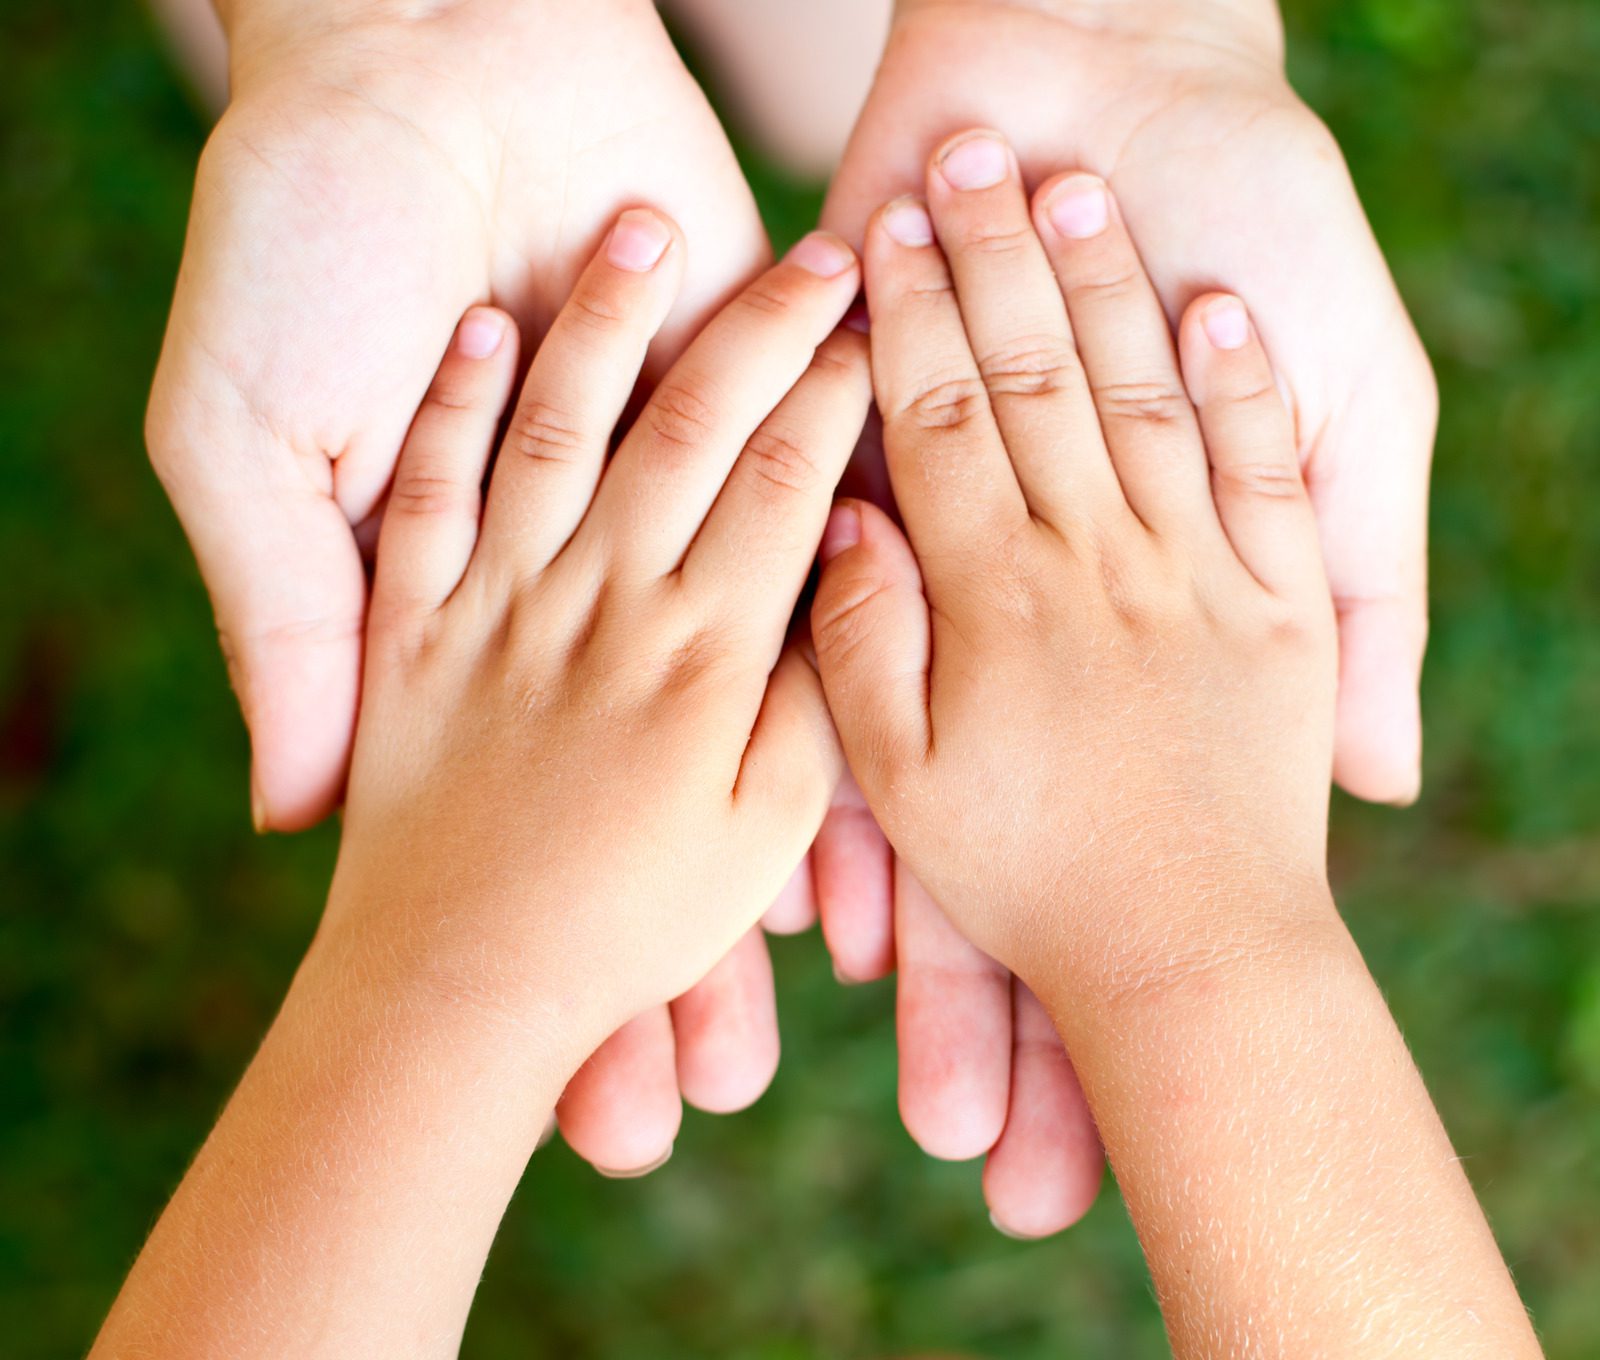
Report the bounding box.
[938,131,1010,191]
[1045,175,1109,240]
[249,777,267,834]
[990,1211,1048,1242]
[843,301,871,334]
[607,209,672,272]
[1203,296,1251,351]
[820,503,861,564]
[787,231,856,278]
[456,307,506,359]
[595,1145,673,1179]
[882,198,934,248]
[832,962,862,986]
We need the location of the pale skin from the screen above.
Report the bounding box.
[97,188,1530,1356]
[147,0,1433,1227]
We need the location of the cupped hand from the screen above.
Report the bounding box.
[811,0,1434,1234]
[146,0,779,1177]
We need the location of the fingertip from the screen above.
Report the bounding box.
[455,305,510,359]
[1033,171,1113,243]
[871,195,935,251]
[605,207,679,273]
[1333,602,1426,805]
[819,500,862,565]
[784,230,859,280]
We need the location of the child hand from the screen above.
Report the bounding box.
[812,129,1337,999]
[321,211,868,1057]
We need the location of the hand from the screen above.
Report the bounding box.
[825,0,1434,801]
[809,144,1535,1357]
[331,215,868,1050]
[814,0,1434,1224]
[816,141,1338,979]
[146,0,783,1176]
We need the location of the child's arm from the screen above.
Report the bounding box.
[811,130,1539,1357]
[92,212,870,1359]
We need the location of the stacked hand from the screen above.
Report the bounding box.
[148,0,1434,1232]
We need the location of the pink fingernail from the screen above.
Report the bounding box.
[456,308,506,359]
[787,232,856,278]
[1045,176,1109,240]
[820,503,861,563]
[1203,297,1251,350]
[882,199,934,248]
[939,132,1010,191]
[606,209,672,272]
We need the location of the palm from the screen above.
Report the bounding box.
[824,5,1433,799]
[147,1,773,1178]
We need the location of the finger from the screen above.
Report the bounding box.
[146,406,366,832]
[895,868,1011,1160]
[814,773,896,983]
[1313,357,1434,806]
[372,308,519,619]
[669,928,781,1113]
[1177,293,1323,600]
[1333,595,1427,805]
[556,1006,682,1177]
[761,856,818,936]
[682,328,871,659]
[863,196,1027,572]
[736,647,844,846]
[1033,173,1213,533]
[983,982,1104,1239]
[590,232,860,579]
[476,209,686,583]
[810,500,931,799]
[924,130,1118,525]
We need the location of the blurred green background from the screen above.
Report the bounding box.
[2,0,1598,1355]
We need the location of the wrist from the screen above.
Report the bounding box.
[1024,859,1339,1022]
[891,0,1283,63]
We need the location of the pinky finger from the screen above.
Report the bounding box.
[374,307,519,617]
[1177,294,1322,599]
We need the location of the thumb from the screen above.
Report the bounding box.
[149,402,365,834]
[810,500,931,793]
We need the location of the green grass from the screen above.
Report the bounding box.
[1,1,1598,1355]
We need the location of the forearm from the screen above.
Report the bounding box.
[91,931,589,1360]
[1038,882,1538,1358]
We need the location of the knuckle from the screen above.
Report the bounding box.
[978,337,1082,399]
[814,573,895,661]
[1095,380,1194,428]
[646,378,721,452]
[564,285,629,333]
[733,279,795,320]
[388,470,470,518]
[960,221,1037,257]
[1070,265,1144,307]
[1211,457,1305,501]
[423,369,481,414]
[506,399,588,467]
[898,374,990,434]
[742,425,820,496]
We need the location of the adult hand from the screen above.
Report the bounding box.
[814,0,1435,1233]
[147,0,778,1175]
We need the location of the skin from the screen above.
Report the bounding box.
[96,170,1534,1357]
[809,132,1534,1356]
[147,0,818,1181]
[96,212,871,1359]
[812,0,1438,1230]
